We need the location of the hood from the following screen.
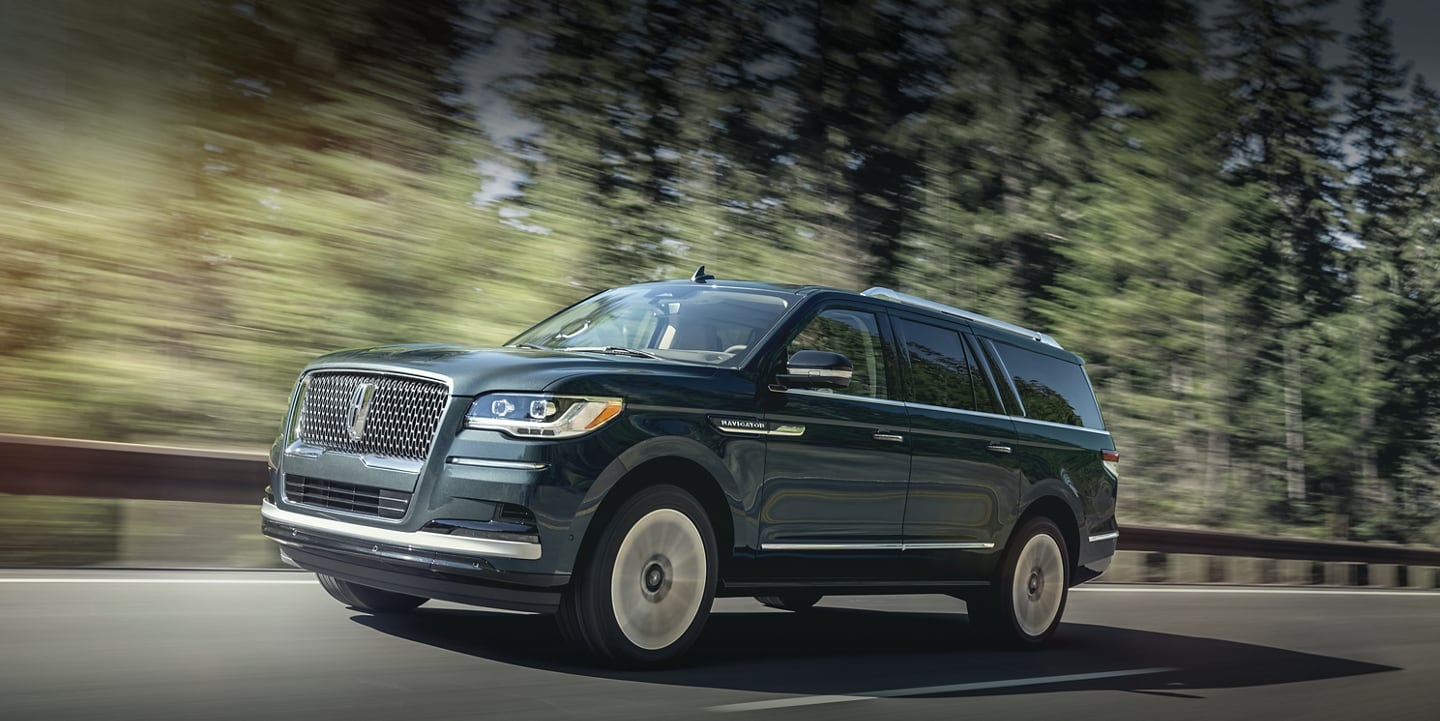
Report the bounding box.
[305,344,715,396]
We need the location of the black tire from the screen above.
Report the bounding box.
[558,485,718,666]
[966,517,1070,648]
[316,574,427,614]
[754,592,823,611]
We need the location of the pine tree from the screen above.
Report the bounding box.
[1215,0,1347,517]
[1339,0,1411,535]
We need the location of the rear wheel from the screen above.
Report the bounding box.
[754,592,823,611]
[559,485,717,666]
[316,574,427,614]
[966,517,1070,647]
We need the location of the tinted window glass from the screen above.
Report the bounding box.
[896,319,994,412]
[788,309,890,399]
[992,342,1104,429]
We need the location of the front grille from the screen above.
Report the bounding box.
[285,474,411,519]
[297,372,448,460]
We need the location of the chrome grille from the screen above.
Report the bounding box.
[284,474,411,519]
[297,372,448,460]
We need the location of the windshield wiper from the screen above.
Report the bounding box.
[508,343,550,350]
[566,346,663,360]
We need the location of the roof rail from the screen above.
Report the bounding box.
[861,287,1063,349]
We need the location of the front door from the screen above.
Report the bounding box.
[756,305,911,580]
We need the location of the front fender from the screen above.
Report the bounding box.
[554,435,749,575]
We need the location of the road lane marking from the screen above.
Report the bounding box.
[706,667,1179,712]
[1076,587,1440,597]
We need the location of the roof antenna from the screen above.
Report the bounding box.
[691,265,715,284]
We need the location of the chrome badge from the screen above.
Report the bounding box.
[345,382,377,442]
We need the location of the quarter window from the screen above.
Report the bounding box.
[991,342,1104,429]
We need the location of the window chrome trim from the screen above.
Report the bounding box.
[447,457,550,471]
[761,541,995,551]
[1087,531,1120,543]
[1013,416,1113,436]
[262,500,541,560]
[903,401,1017,424]
[783,388,907,407]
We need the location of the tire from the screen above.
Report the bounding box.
[755,592,823,611]
[559,485,718,666]
[316,573,427,614]
[966,517,1070,647]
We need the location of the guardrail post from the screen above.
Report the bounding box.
[1144,552,1167,583]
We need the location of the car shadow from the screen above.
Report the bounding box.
[351,602,1397,699]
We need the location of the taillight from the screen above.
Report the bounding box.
[1101,450,1120,462]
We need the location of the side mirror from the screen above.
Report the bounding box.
[777,350,853,390]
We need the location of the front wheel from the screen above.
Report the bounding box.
[559,485,718,666]
[316,574,427,613]
[966,517,1070,647]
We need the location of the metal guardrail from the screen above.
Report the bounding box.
[3,433,1439,567]
[0,433,265,505]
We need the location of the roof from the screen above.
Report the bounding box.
[636,276,1065,351]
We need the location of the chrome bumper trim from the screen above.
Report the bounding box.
[1088,530,1120,543]
[261,500,542,560]
[447,457,550,471]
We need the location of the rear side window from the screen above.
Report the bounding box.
[895,318,995,413]
[992,341,1104,429]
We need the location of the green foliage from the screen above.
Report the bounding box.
[1,0,1439,542]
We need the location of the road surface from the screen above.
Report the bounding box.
[2,570,1436,720]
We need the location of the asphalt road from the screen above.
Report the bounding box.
[1,570,1437,721]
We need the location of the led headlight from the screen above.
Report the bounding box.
[465,393,624,439]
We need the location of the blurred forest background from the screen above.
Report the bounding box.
[2,0,1440,545]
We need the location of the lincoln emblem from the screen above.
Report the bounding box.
[345,382,377,442]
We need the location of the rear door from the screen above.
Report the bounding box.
[891,315,1022,580]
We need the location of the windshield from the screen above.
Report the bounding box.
[508,285,793,366]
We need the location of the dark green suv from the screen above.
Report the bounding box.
[261,272,1119,665]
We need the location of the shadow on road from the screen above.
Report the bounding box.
[351,602,1398,698]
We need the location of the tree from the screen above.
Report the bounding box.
[1215,0,1347,519]
[1338,0,1410,535]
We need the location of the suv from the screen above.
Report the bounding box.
[261,271,1119,665]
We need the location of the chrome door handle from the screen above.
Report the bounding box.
[986,443,1012,454]
[873,431,905,443]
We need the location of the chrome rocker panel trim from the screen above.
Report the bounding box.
[261,500,542,560]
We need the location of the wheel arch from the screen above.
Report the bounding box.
[568,437,740,582]
[1012,494,1082,574]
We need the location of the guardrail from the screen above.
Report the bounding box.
[3,433,1440,577]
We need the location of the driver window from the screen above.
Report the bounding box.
[787,309,889,399]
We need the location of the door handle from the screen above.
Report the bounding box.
[873,431,905,444]
[986,443,1013,454]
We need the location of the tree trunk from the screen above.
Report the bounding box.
[1283,331,1305,502]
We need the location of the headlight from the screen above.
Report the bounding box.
[464,393,624,439]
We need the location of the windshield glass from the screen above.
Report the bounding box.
[508,285,793,366]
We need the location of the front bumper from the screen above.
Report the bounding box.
[262,500,564,613]
[261,500,542,560]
